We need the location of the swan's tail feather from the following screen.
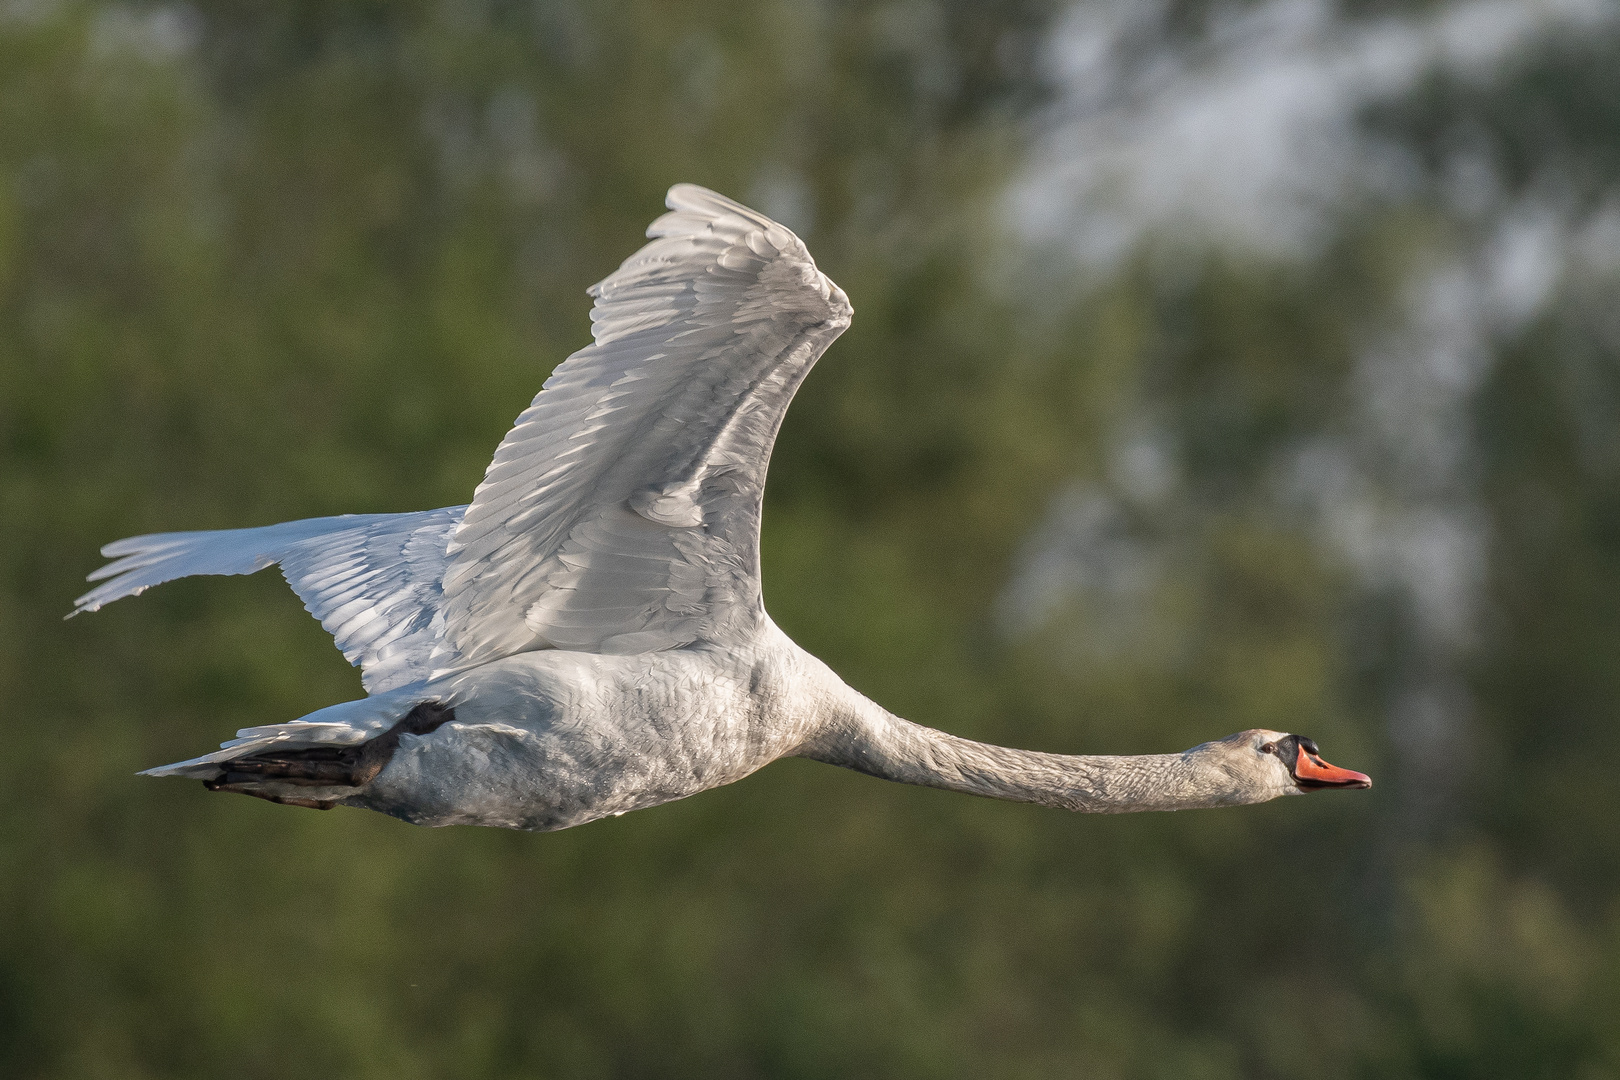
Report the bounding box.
[139,698,452,814]
[138,694,405,779]
[183,702,453,810]
[138,722,375,779]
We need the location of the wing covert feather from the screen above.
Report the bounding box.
[437,185,851,669]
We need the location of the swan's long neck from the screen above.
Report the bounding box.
[796,675,1263,814]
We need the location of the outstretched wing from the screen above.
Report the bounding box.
[436,185,852,668]
[73,508,464,693]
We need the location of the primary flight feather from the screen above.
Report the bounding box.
[75,185,1369,830]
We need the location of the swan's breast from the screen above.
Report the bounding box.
[350,640,818,831]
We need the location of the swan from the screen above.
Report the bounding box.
[72,185,1370,830]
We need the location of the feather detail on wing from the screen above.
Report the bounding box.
[73,508,464,693]
[435,184,852,669]
[74,185,848,681]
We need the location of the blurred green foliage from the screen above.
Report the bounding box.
[4,1,1620,1077]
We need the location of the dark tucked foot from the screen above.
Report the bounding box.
[203,701,454,808]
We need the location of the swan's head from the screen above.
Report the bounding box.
[1198,729,1372,803]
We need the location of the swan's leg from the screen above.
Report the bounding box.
[201,784,344,811]
[202,701,455,809]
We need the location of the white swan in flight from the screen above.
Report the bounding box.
[73,185,1369,829]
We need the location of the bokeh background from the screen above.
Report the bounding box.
[4,0,1620,1075]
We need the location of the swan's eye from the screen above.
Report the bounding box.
[1259,742,1277,755]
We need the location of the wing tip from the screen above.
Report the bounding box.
[65,598,101,619]
[68,578,150,618]
[662,184,786,237]
[665,182,733,213]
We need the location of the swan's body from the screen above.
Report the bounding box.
[75,185,1369,830]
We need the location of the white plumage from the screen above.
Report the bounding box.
[75,185,1369,830]
[80,509,464,693]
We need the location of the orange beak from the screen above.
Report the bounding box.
[1293,744,1371,789]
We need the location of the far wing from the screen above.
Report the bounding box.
[438,185,852,667]
[74,508,465,693]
